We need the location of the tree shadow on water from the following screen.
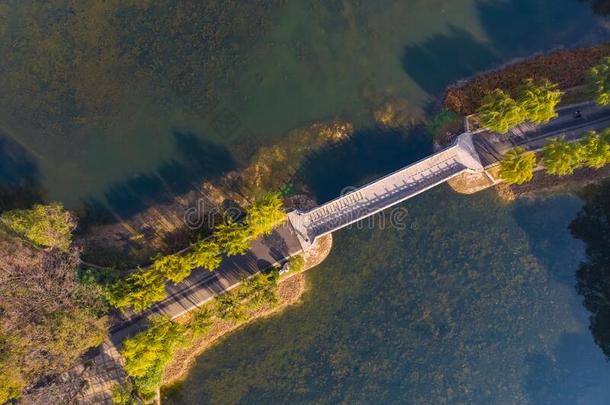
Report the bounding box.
[402,26,498,96]
[0,134,44,211]
[297,126,432,204]
[523,332,610,404]
[569,180,610,360]
[511,195,585,285]
[79,131,235,228]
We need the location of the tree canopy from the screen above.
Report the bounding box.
[1,203,76,250]
[121,315,185,399]
[499,147,537,184]
[542,137,585,176]
[246,192,287,238]
[588,56,610,106]
[214,217,251,256]
[581,130,610,169]
[0,227,107,403]
[516,78,562,124]
[477,89,527,134]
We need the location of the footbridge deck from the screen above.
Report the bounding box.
[288,133,483,247]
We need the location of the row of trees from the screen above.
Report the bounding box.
[477,78,563,134]
[118,269,281,401]
[477,56,610,135]
[107,192,286,313]
[499,129,610,184]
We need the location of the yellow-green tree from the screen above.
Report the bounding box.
[107,268,168,313]
[189,239,222,271]
[477,89,527,134]
[121,315,185,399]
[1,203,76,250]
[588,56,610,106]
[214,217,251,256]
[581,130,610,169]
[517,78,563,124]
[498,147,537,184]
[246,192,286,238]
[542,137,585,176]
[151,254,191,284]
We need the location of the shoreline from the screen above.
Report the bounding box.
[161,234,333,389]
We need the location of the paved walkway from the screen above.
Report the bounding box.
[109,222,302,344]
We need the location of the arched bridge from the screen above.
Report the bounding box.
[288,133,484,248]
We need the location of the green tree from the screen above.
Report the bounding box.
[1,203,75,250]
[121,315,185,399]
[151,254,191,284]
[581,130,610,169]
[477,89,527,134]
[214,217,251,256]
[498,147,537,185]
[107,268,168,313]
[542,137,585,176]
[189,239,222,271]
[517,78,562,124]
[246,192,287,238]
[588,56,610,106]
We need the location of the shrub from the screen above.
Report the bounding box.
[1,203,76,250]
[588,56,610,106]
[517,78,563,124]
[542,137,585,176]
[215,293,247,321]
[499,147,537,185]
[477,89,527,134]
[239,270,279,309]
[121,315,185,399]
[186,308,213,340]
[288,255,305,274]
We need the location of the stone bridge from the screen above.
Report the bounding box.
[288,133,484,248]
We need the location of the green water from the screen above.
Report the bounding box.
[164,187,610,404]
[0,0,605,209]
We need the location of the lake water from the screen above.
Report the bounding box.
[2,0,610,403]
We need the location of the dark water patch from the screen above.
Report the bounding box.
[297,126,432,203]
[570,180,610,359]
[478,0,605,56]
[80,131,235,224]
[403,26,498,96]
[0,134,44,210]
[512,195,585,285]
[523,332,610,405]
[580,0,610,16]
